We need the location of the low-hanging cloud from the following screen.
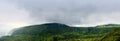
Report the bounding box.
[1,0,120,36]
[0,0,31,36]
[11,0,120,26]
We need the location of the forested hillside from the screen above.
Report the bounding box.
[99,28,120,41]
[0,23,120,41]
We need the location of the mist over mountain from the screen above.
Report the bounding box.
[5,0,120,26]
[0,0,120,34]
[0,0,120,40]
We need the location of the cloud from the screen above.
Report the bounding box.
[1,0,120,36]
[10,0,120,26]
[0,0,31,36]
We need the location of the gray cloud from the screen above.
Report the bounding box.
[0,0,32,36]
[11,0,120,26]
[1,0,120,36]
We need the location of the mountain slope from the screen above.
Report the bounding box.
[0,23,82,41]
[100,28,120,41]
[0,23,120,41]
[12,23,72,36]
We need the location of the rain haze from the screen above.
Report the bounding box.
[0,0,120,36]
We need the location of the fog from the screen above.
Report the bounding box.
[0,0,120,36]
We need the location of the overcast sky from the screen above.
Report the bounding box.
[0,0,120,36]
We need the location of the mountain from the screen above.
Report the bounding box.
[96,24,120,28]
[0,23,82,41]
[12,23,71,35]
[0,23,120,41]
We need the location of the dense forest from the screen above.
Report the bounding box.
[0,23,120,41]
